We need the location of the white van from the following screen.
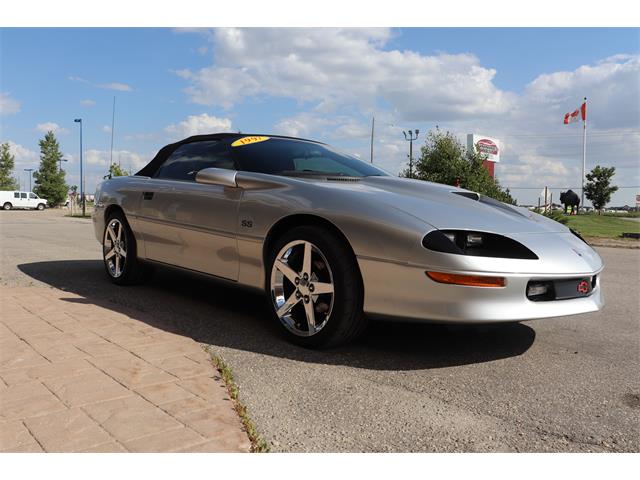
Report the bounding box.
[0,191,48,210]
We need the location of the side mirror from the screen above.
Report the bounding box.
[195,168,238,188]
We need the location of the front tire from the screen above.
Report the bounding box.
[36,203,45,210]
[267,225,367,348]
[102,210,147,285]
[3,202,12,210]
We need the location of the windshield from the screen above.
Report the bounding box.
[231,138,388,178]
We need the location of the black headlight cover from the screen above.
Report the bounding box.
[422,230,539,260]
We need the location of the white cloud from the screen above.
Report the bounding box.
[0,92,21,116]
[68,76,133,92]
[6,141,38,170]
[523,54,640,130]
[61,27,634,207]
[177,28,515,120]
[36,122,69,135]
[84,149,147,172]
[68,76,89,83]
[461,54,640,206]
[268,49,639,206]
[275,112,372,140]
[54,149,150,193]
[98,82,133,92]
[9,142,39,191]
[274,112,334,138]
[3,141,149,194]
[164,113,232,138]
[81,99,96,107]
[102,125,112,133]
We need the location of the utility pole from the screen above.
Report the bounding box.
[403,129,420,178]
[24,168,34,192]
[74,118,85,216]
[109,96,116,174]
[581,97,587,212]
[370,115,375,163]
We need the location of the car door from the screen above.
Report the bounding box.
[135,140,242,281]
[29,192,39,208]
[18,192,29,208]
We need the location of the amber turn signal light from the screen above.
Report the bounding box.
[426,271,506,287]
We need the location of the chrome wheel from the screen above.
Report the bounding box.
[103,218,127,278]
[270,240,335,337]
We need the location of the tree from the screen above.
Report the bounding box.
[106,163,129,178]
[401,128,515,204]
[0,143,19,190]
[584,165,618,213]
[33,131,68,206]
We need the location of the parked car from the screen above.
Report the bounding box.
[0,191,48,210]
[93,133,604,347]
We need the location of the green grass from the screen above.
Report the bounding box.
[565,214,640,238]
[203,346,269,452]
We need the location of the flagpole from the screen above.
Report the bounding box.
[370,115,375,163]
[109,96,116,171]
[581,97,587,210]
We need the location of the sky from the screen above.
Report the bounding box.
[1,27,639,206]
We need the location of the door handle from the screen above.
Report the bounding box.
[142,192,154,200]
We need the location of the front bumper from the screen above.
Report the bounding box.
[358,257,604,323]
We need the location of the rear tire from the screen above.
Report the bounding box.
[103,210,148,285]
[3,202,12,210]
[266,225,367,348]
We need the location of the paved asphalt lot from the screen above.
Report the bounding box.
[1,209,639,452]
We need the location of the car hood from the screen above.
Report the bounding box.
[346,176,569,235]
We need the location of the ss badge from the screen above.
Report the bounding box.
[241,218,253,228]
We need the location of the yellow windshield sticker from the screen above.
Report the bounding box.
[231,136,270,147]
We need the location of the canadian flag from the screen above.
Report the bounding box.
[564,102,586,124]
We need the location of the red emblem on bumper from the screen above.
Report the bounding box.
[577,280,590,294]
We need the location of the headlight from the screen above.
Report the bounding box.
[422,230,538,260]
[465,232,484,246]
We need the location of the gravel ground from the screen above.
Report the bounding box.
[2,208,639,452]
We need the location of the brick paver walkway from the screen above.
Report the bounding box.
[0,287,250,452]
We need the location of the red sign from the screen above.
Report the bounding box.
[476,139,499,156]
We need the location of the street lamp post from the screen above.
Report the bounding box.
[74,119,85,216]
[403,129,420,178]
[24,168,34,192]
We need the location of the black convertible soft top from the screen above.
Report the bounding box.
[135,132,323,177]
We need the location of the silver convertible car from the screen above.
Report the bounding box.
[93,133,604,347]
